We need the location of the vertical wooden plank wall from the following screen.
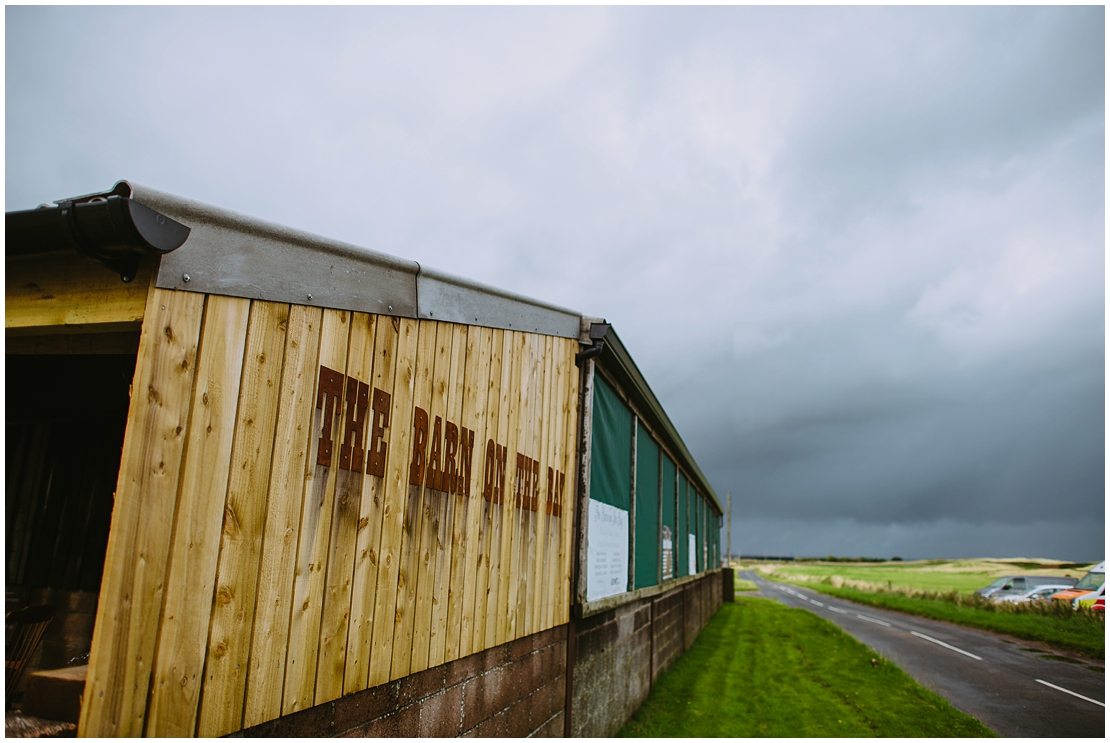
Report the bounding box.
[81,302,580,737]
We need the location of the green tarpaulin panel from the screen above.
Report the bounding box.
[634,421,660,589]
[589,374,632,510]
[700,493,707,572]
[661,454,676,581]
[677,472,688,577]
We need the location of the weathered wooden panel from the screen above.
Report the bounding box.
[145,295,251,737]
[78,285,206,737]
[474,328,507,653]
[197,301,291,736]
[83,301,579,737]
[342,316,400,694]
[283,310,352,714]
[241,305,323,728]
[410,323,452,674]
[314,313,377,706]
[367,318,420,689]
[494,331,525,646]
[428,324,468,668]
[558,339,580,624]
[388,320,438,680]
[448,327,493,661]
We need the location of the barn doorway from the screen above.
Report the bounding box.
[6,344,138,705]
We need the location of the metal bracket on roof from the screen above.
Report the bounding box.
[575,322,611,366]
[57,199,141,282]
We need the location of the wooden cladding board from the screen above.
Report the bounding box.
[6,253,155,332]
[79,299,580,738]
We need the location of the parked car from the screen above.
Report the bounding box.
[1074,582,1105,610]
[994,584,1076,604]
[975,575,1077,600]
[1051,561,1105,604]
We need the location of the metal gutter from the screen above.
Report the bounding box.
[5,192,190,282]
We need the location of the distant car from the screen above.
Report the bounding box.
[1051,561,1105,604]
[994,584,1075,604]
[976,575,1078,600]
[1073,582,1105,610]
[1093,597,1104,612]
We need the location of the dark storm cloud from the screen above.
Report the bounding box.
[6,6,1103,560]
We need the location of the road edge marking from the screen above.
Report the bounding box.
[1034,679,1105,708]
[910,630,982,660]
[855,613,892,627]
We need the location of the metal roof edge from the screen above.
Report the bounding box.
[113,180,583,338]
[126,181,420,275]
[596,327,722,515]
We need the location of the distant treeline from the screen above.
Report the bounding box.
[797,556,904,563]
[734,556,906,563]
[1004,561,1094,570]
[738,555,796,562]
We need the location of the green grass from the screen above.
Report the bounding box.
[789,583,1105,660]
[766,559,1090,596]
[735,577,758,592]
[618,597,995,737]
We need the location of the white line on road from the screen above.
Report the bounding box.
[854,614,892,627]
[1034,679,1105,708]
[829,606,849,614]
[911,630,982,660]
[811,600,824,607]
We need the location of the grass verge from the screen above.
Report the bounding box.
[735,577,759,592]
[618,597,995,737]
[788,582,1105,660]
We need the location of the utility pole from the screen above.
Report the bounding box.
[727,490,732,567]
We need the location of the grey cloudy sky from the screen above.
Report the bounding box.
[7,6,1104,561]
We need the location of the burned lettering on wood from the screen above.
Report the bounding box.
[426,415,444,491]
[457,427,475,497]
[410,406,429,485]
[366,387,390,477]
[531,459,540,511]
[339,376,369,472]
[443,422,458,495]
[316,366,344,467]
[483,440,507,504]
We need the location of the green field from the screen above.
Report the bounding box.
[759,558,1092,596]
[618,597,995,737]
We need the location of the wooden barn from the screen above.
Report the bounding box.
[5,181,724,737]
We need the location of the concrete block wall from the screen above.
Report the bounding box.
[570,572,723,737]
[233,625,567,738]
[230,574,722,738]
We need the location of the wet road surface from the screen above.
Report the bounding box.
[743,571,1105,737]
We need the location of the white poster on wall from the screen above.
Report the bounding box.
[688,533,697,575]
[586,499,628,602]
[661,525,674,580]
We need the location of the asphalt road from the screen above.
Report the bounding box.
[742,571,1105,737]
